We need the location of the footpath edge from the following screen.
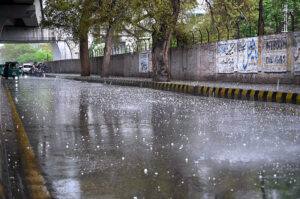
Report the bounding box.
[46,74,300,105]
[4,84,51,199]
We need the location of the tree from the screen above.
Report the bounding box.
[34,50,53,62]
[262,0,300,34]
[43,0,98,76]
[0,44,36,62]
[95,0,131,77]
[131,0,197,82]
[202,0,258,39]
[43,0,132,77]
[41,43,53,55]
[258,0,263,35]
[0,44,53,63]
[17,53,36,63]
[200,0,299,39]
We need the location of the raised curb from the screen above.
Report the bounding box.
[4,84,51,199]
[46,74,300,105]
[0,135,11,199]
[0,82,11,199]
[0,139,6,199]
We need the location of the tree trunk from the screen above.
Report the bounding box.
[205,0,215,26]
[236,23,240,39]
[152,0,180,82]
[80,33,90,76]
[102,25,114,77]
[152,34,171,82]
[290,12,295,32]
[292,0,296,31]
[258,0,263,36]
[274,15,279,33]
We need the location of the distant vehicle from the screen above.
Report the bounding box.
[3,62,20,79]
[0,64,4,75]
[38,62,48,73]
[22,63,34,74]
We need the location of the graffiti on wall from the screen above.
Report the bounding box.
[139,52,152,73]
[237,38,258,73]
[263,37,287,72]
[217,40,237,73]
[294,37,300,72]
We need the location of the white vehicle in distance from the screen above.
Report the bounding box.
[22,63,34,74]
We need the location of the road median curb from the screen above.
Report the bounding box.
[45,74,300,105]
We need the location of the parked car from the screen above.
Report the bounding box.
[22,63,34,74]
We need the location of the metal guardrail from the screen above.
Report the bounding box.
[89,39,152,57]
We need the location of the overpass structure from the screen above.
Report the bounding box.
[0,0,78,60]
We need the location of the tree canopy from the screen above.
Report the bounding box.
[191,0,299,42]
[262,0,300,34]
[0,44,53,64]
[193,0,258,41]
[43,0,101,76]
[42,0,299,79]
[43,0,132,77]
[127,0,197,81]
[42,0,97,41]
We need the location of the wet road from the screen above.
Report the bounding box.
[6,77,300,199]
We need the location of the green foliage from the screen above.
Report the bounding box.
[41,43,53,55]
[196,0,258,42]
[0,44,53,63]
[34,50,53,62]
[17,53,36,63]
[263,0,300,34]
[187,0,299,44]
[43,0,131,41]
[173,13,203,46]
[0,44,36,62]
[90,0,131,46]
[43,0,98,41]
[129,0,197,41]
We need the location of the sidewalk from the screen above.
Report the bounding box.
[0,80,13,199]
[45,73,300,105]
[0,78,50,198]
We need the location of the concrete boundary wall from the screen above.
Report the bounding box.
[47,31,300,84]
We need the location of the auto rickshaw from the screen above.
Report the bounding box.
[0,64,4,76]
[4,62,20,79]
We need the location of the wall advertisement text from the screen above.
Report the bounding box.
[263,37,287,72]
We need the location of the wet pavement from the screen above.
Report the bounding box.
[0,79,27,199]
[3,76,300,199]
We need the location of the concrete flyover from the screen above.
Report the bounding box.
[0,0,78,60]
[0,0,41,35]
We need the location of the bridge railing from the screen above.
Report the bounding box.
[0,27,72,43]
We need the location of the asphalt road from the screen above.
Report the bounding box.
[5,77,300,199]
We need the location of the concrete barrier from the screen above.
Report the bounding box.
[45,74,300,105]
[47,31,300,84]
